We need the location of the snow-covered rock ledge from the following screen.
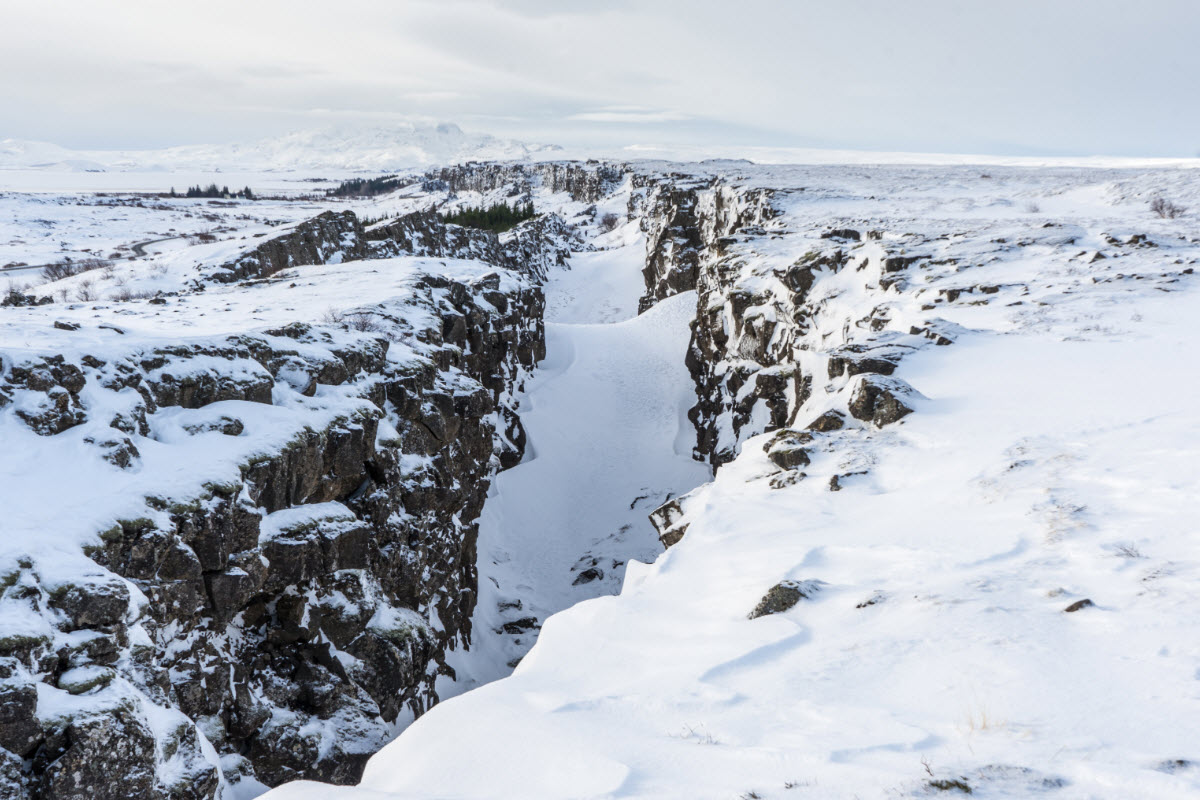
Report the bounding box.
[0,251,544,796]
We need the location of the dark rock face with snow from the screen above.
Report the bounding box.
[364,210,509,265]
[631,175,777,314]
[211,210,368,283]
[429,161,623,204]
[0,247,544,795]
[499,212,589,283]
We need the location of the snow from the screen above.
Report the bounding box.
[265,162,1200,800]
[441,237,710,692]
[0,122,559,175]
[3,153,1199,798]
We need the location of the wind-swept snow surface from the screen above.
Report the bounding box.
[444,239,711,691]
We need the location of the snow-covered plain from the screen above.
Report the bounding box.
[266,164,1200,800]
[0,123,559,174]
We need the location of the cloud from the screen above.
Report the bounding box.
[568,108,691,124]
[1,0,1197,156]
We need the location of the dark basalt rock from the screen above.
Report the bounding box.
[847,375,917,427]
[211,210,368,283]
[763,430,812,471]
[500,617,541,635]
[365,209,509,266]
[4,357,88,435]
[807,410,846,432]
[827,343,910,379]
[822,228,861,241]
[648,494,692,548]
[0,238,547,796]
[144,357,274,410]
[2,290,52,307]
[0,684,41,758]
[47,579,130,631]
[84,435,141,469]
[37,709,166,800]
[748,580,824,619]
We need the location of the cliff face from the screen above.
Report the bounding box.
[364,210,510,266]
[631,174,778,314]
[209,211,368,283]
[0,245,544,796]
[428,161,625,204]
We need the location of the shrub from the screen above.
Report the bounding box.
[346,311,382,332]
[599,212,621,231]
[42,258,106,282]
[1150,197,1186,218]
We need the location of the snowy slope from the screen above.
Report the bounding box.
[266,163,1200,800]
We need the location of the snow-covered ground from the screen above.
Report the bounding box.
[265,164,1200,800]
[4,155,1200,799]
[443,235,711,692]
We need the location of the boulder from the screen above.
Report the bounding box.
[0,683,42,757]
[39,710,158,800]
[748,580,825,619]
[807,410,846,432]
[763,430,812,471]
[847,375,918,427]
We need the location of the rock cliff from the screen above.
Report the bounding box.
[0,240,544,796]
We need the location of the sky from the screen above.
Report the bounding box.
[2,0,1198,157]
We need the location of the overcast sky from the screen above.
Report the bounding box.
[3,0,1198,157]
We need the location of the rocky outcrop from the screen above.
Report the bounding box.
[428,162,625,204]
[847,374,918,427]
[499,213,589,283]
[632,176,778,313]
[0,264,545,795]
[624,170,945,468]
[364,210,509,266]
[364,208,589,285]
[207,198,593,292]
[210,211,368,283]
[747,579,824,619]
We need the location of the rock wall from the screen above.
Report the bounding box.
[209,211,368,283]
[631,175,778,313]
[364,210,509,266]
[0,269,544,796]
[427,162,625,204]
[624,173,931,470]
[207,202,588,291]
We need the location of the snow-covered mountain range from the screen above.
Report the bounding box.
[0,123,561,173]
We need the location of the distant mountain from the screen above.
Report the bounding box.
[0,122,562,173]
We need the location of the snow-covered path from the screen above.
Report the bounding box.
[442,239,711,692]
